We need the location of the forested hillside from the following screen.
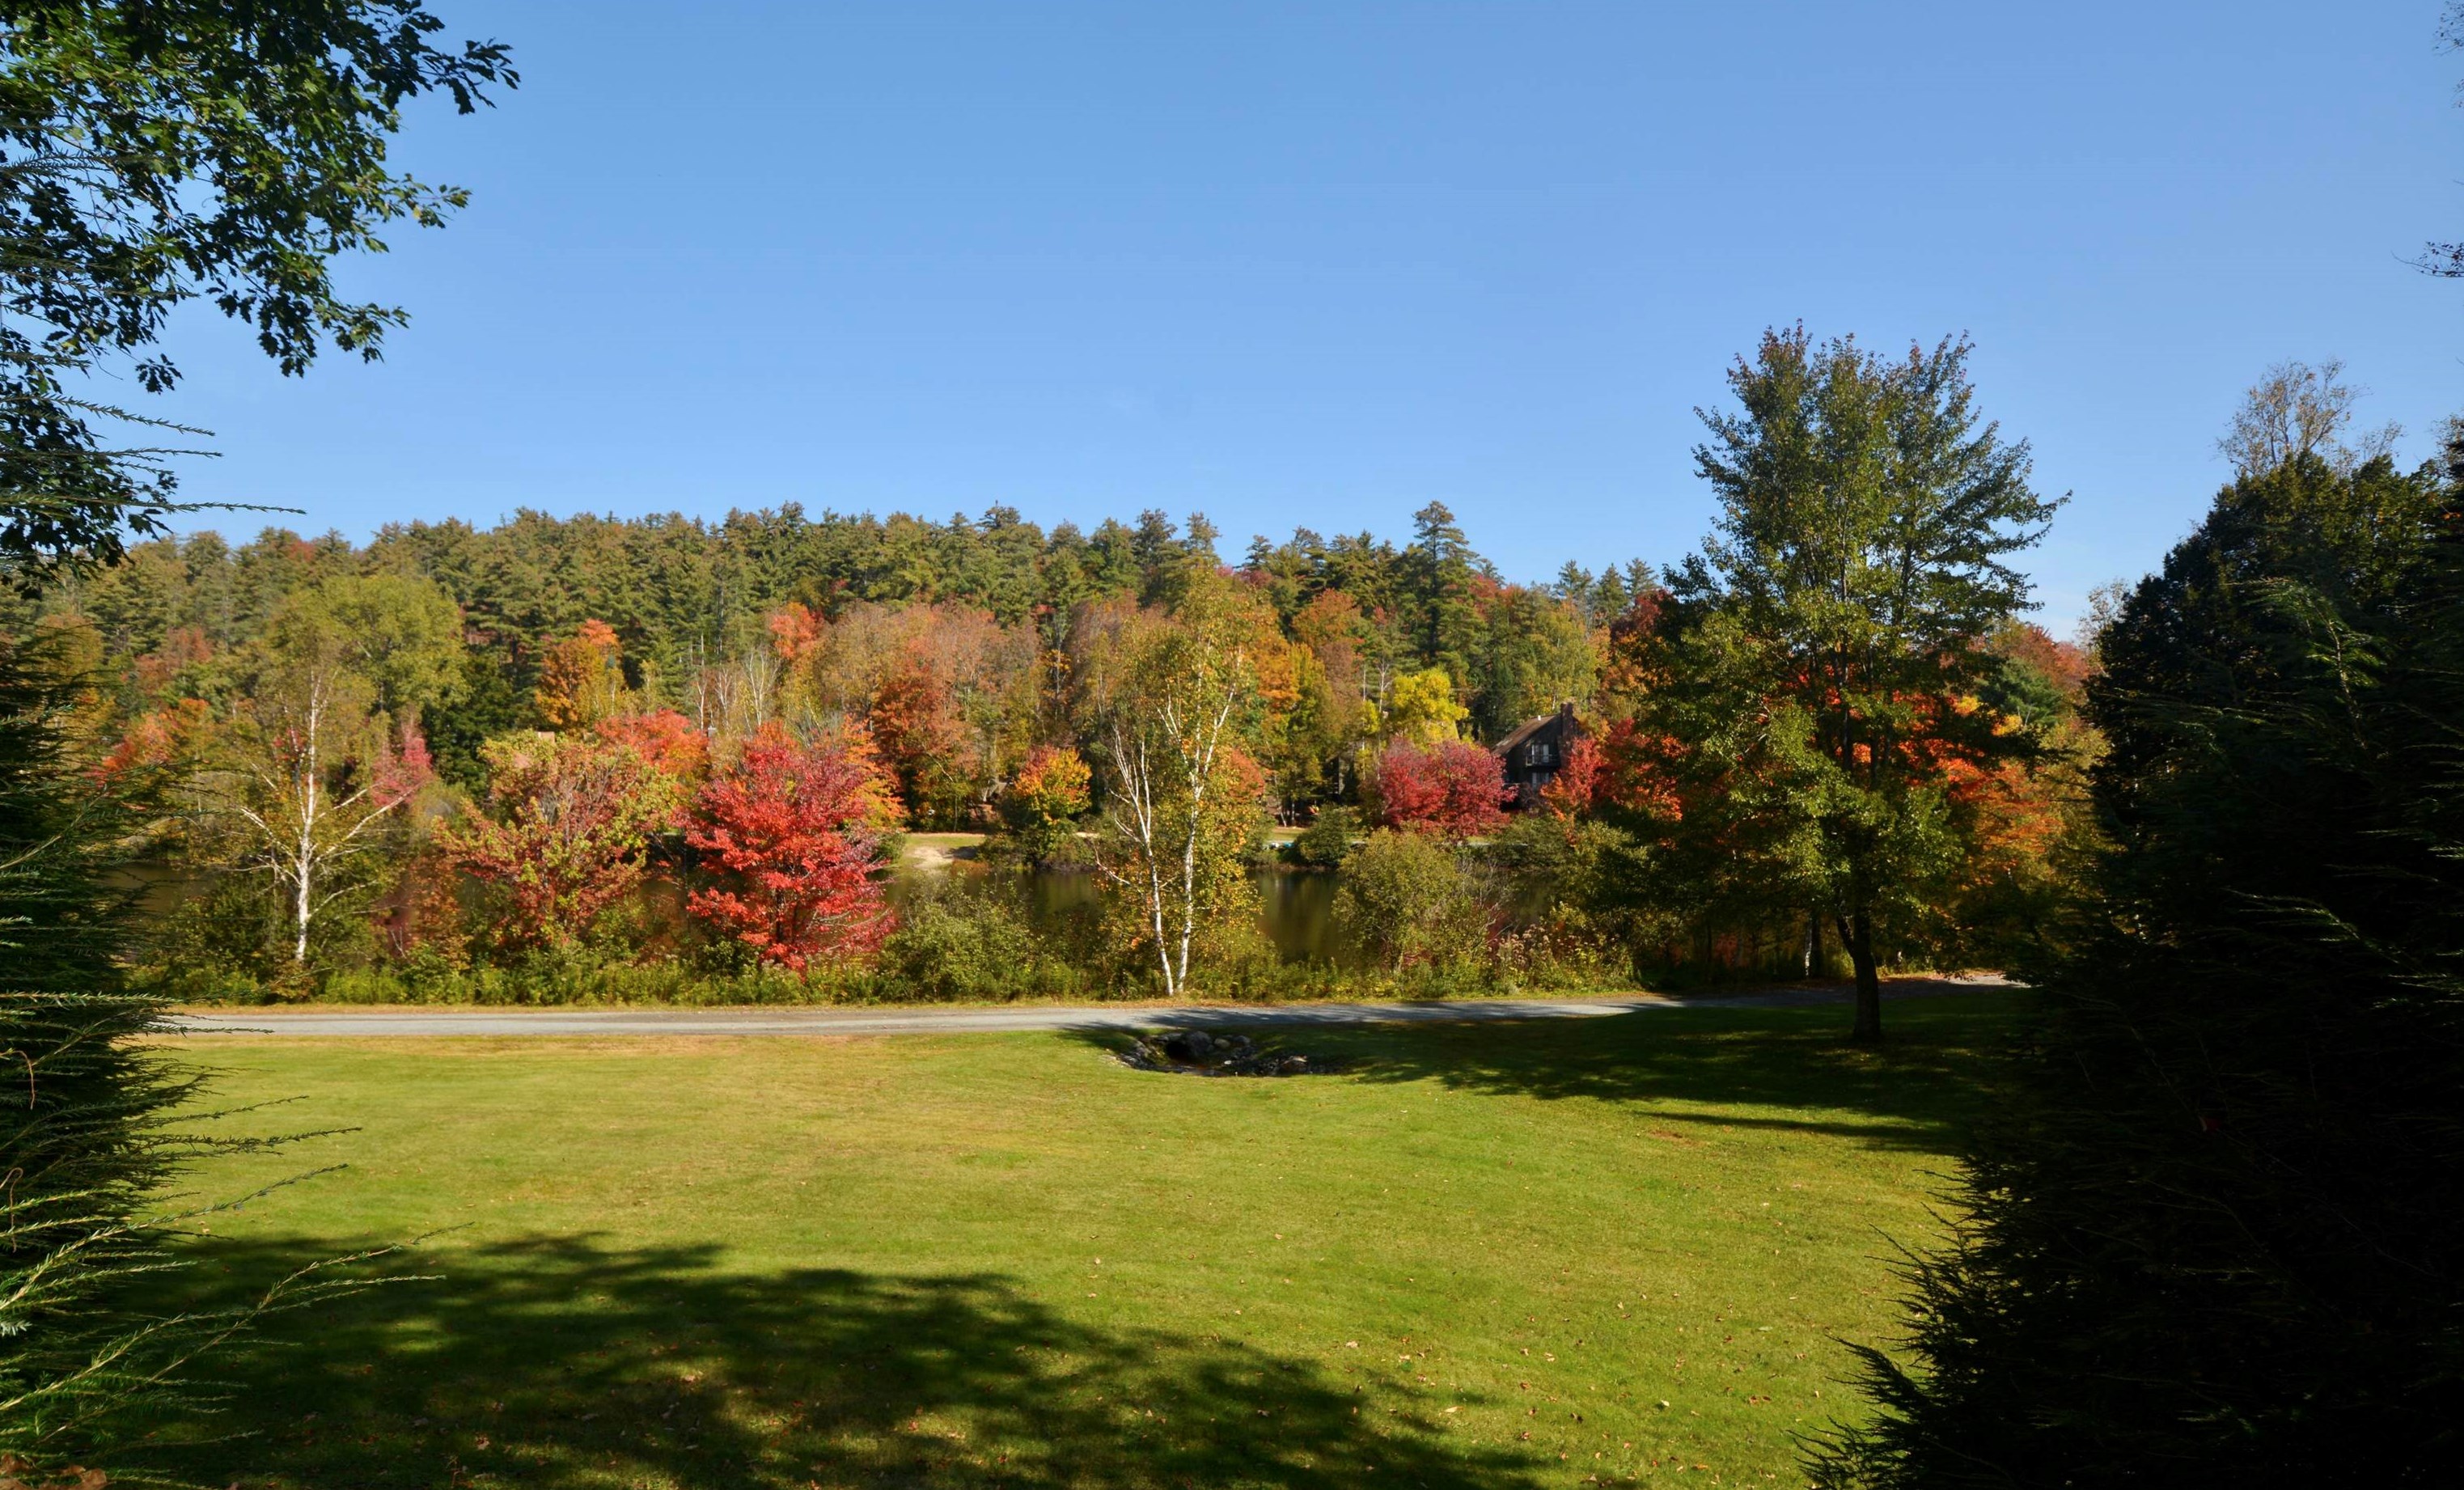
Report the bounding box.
[6,339,2098,1008]
[26,500,1624,797]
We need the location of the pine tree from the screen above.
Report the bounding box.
[0,634,364,1470]
[1650,329,2056,1039]
[1810,451,2462,1487]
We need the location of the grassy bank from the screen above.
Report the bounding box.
[143,993,2014,1488]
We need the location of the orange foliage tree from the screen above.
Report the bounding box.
[534,619,628,730]
[866,648,972,826]
[437,734,684,949]
[804,602,1038,828]
[1000,743,1091,862]
[596,708,709,794]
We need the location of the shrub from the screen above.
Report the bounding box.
[1370,740,1506,842]
[1286,804,1357,868]
[1332,830,1487,971]
[877,878,1052,1001]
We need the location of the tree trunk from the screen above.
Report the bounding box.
[1803,912,1821,979]
[1835,910,1882,1042]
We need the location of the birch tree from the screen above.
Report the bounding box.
[196,611,434,965]
[1083,590,1268,997]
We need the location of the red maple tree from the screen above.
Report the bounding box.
[1537,731,1602,819]
[1584,717,1690,824]
[687,724,896,970]
[1371,739,1506,842]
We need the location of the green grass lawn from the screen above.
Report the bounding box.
[147,993,2013,1489]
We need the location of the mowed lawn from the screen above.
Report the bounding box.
[148,993,2013,1490]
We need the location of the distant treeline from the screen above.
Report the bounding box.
[26,500,1642,780]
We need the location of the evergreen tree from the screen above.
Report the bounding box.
[0,632,364,1469]
[0,627,202,1459]
[1401,501,1480,680]
[1469,586,1594,739]
[1653,329,2056,1039]
[1811,450,2462,1487]
[0,2,513,1468]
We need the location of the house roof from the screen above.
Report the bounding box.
[1491,705,1580,758]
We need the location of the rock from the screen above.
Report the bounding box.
[1119,1031,1340,1078]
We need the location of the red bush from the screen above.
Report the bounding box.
[1371,739,1506,842]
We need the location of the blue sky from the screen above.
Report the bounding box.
[153,1,2464,632]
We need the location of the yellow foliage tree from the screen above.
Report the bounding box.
[1378,667,1467,745]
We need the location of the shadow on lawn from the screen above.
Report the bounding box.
[1071,984,2015,1153]
[140,1234,1545,1490]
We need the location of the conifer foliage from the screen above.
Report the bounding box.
[0,0,513,1471]
[1811,451,2464,1487]
[1636,329,2058,1039]
[0,630,191,1461]
[0,633,361,1471]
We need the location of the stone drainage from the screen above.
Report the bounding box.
[1116,1027,1344,1077]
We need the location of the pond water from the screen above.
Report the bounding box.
[989,865,1341,963]
[127,857,1353,965]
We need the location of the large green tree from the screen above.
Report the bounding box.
[0,2,510,1469]
[1654,329,2058,1039]
[1811,445,2462,1488]
[0,0,514,587]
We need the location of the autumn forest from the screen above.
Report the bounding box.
[7,332,2094,1018]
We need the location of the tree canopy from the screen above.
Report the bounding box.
[0,0,514,587]
[1634,329,2060,1038]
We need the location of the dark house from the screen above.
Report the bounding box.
[1493,701,1584,810]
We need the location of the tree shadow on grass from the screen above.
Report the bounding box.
[136,1234,1547,1489]
[1063,986,2018,1153]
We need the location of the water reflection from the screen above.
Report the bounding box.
[929,864,1343,964]
[1255,869,1339,961]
